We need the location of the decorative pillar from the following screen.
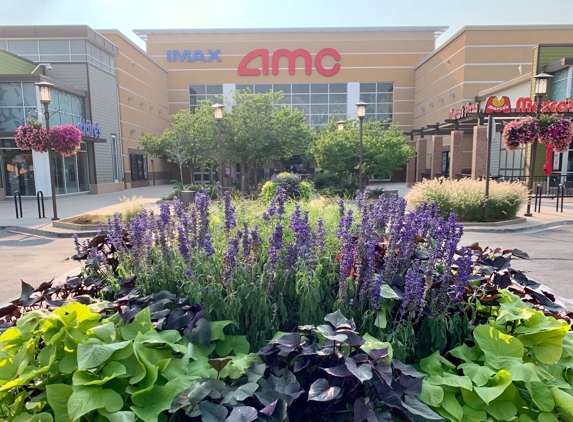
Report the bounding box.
[406,141,417,187]
[430,135,444,178]
[449,130,464,179]
[416,138,428,182]
[472,125,489,179]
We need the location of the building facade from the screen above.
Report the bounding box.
[2,24,573,200]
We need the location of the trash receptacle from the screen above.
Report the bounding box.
[180,190,196,208]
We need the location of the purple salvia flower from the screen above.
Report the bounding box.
[337,198,346,218]
[250,225,261,258]
[98,221,104,235]
[184,268,194,279]
[285,243,297,270]
[173,197,184,220]
[222,235,240,284]
[202,233,215,257]
[195,192,211,248]
[72,233,81,254]
[275,187,285,219]
[224,190,237,234]
[189,208,198,248]
[337,209,354,301]
[452,247,472,303]
[316,218,326,250]
[217,182,222,201]
[177,226,190,263]
[242,222,251,258]
[267,223,284,291]
[401,259,424,315]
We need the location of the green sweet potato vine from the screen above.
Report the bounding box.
[417,291,573,422]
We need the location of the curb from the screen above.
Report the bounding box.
[1,225,100,238]
[462,217,527,227]
[463,220,573,233]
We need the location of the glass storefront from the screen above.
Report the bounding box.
[1,145,35,196]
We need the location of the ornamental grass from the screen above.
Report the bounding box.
[405,177,528,222]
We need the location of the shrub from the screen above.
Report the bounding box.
[406,177,528,222]
[260,173,315,202]
[274,172,303,199]
[119,195,146,222]
[165,180,218,200]
[313,172,343,189]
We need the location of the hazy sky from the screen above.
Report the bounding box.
[1,0,571,49]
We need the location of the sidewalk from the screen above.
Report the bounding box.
[0,184,173,237]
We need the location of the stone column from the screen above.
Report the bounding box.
[406,141,417,187]
[430,135,444,178]
[416,138,428,182]
[472,125,489,179]
[449,130,464,179]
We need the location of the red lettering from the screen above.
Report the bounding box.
[515,97,534,113]
[237,49,269,76]
[541,102,550,113]
[549,101,557,113]
[272,49,312,76]
[557,101,568,112]
[315,48,341,77]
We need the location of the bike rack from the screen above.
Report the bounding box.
[37,191,45,219]
[534,184,542,213]
[556,184,565,213]
[14,191,22,219]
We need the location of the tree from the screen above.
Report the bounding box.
[311,117,415,186]
[222,90,310,192]
[140,107,217,183]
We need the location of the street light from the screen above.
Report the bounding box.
[212,103,224,186]
[337,120,345,132]
[524,72,553,217]
[356,101,367,191]
[36,81,59,221]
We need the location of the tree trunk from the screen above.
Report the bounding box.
[209,167,213,184]
[189,162,195,186]
[254,163,259,190]
[240,157,248,193]
[179,165,184,184]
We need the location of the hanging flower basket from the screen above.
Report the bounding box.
[502,116,539,151]
[538,114,572,153]
[50,124,83,156]
[14,119,49,153]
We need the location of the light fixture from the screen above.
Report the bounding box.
[130,129,137,134]
[356,101,367,119]
[427,102,434,107]
[337,120,345,132]
[437,98,444,103]
[158,109,164,113]
[141,131,145,136]
[150,105,155,110]
[419,106,425,111]
[140,101,146,106]
[448,93,456,98]
[128,96,135,101]
[35,81,54,104]
[533,72,553,96]
[212,103,224,121]
[30,63,51,74]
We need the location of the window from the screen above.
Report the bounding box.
[360,82,394,122]
[189,84,224,113]
[0,83,38,132]
[550,68,571,102]
[130,154,148,181]
[111,135,120,182]
[8,40,38,55]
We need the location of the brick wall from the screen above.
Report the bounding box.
[472,125,488,179]
[431,135,444,178]
[449,131,464,179]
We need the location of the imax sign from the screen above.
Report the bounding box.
[166,49,222,63]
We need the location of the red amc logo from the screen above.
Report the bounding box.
[237,48,341,77]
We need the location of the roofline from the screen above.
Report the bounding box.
[97,29,168,72]
[415,24,573,70]
[134,26,448,41]
[544,57,573,73]
[0,48,41,68]
[475,72,532,101]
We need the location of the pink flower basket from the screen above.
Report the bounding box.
[538,115,572,153]
[14,120,49,152]
[49,124,83,156]
[502,117,539,151]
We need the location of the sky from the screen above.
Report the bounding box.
[1,0,571,49]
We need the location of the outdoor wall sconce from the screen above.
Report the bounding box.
[150,105,155,110]
[141,132,146,136]
[128,96,135,101]
[140,101,146,106]
[419,106,425,111]
[427,102,434,107]
[130,129,137,134]
[437,98,444,103]
[158,109,164,113]
[448,93,456,98]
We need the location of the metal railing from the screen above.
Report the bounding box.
[14,191,22,219]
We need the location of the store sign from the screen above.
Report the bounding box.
[515,97,573,113]
[484,96,511,114]
[237,48,341,77]
[77,118,101,138]
[166,49,222,63]
[448,102,479,119]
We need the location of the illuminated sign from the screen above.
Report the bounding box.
[237,48,341,77]
[77,118,101,138]
[166,49,222,63]
[515,97,573,113]
[448,102,479,120]
[484,96,511,114]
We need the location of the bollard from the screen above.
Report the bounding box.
[561,183,565,213]
[14,191,22,219]
[180,190,196,208]
[534,184,542,213]
[37,191,45,218]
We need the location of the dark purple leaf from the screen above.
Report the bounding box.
[512,249,530,260]
[198,401,228,422]
[283,383,303,399]
[226,406,257,422]
[354,397,378,422]
[398,375,423,396]
[308,378,341,402]
[299,344,320,356]
[19,280,34,303]
[321,364,353,378]
[256,345,276,356]
[273,333,302,348]
[293,359,309,373]
[370,348,389,361]
[260,400,277,416]
[346,358,372,383]
[392,360,424,378]
[324,310,353,329]
[186,317,211,347]
[374,362,394,388]
[337,330,365,347]
[401,396,442,420]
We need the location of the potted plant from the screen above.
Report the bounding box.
[538,114,573,153]
[14,119,49,152]
[49,124,83,156]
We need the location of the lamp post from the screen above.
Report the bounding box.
[337,120,345,132]
[36,81,59,221]
[212,103,224,185]
[356,101,367,191]
[524,72,553,217]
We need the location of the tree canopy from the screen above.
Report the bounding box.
[311,117,415,185]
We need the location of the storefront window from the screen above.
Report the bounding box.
[1,148,35,197]
[360,82,394,122]
[550,68,570,102]
[0,83,38,132]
